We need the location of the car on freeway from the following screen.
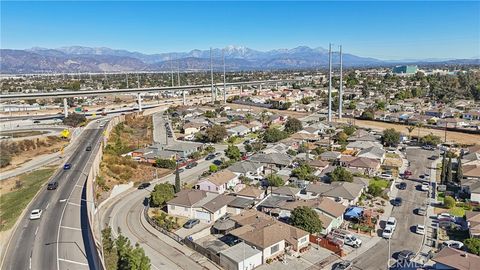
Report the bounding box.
[428,155,439,160]
[137,182,151,189]
[185,162,198,169]
[205,154,215,160]
[382,226,394,239]
[398,182,407,190]
[183,219,200,229]
[63,163,72,170]
[47,181,58,190]
[332,260,352,270]
[421,183,430,191]
[442,240,464,250]
[86,146,92,151]
[392,197,403,206]
[30,209,43,220]
[416,224,425,235]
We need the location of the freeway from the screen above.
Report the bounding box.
[352,147,435,270]
[1,122,105,270]
[0,79,297,100]
[100,144,228,270]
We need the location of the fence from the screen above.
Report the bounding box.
[183,237,221,265]
[143,203,184,243]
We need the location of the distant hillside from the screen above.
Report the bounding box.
[0,45,478,74]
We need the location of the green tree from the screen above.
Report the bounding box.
[367,183,383,197]
[291,206,323,234]
[266,174,284,187]
[284,117,303,133]
[330,166,353,182]
[456,156,463,183]
[262,127,288,143]
[464,238,480,255]
[420,133,442,146]
[446,157,453,184]
[116,233,150,270]
[174,168,181,193]
[63,113,86,127]
[444,196,456,209]
[342,125,357,136]
[334,131,348,143]
[382,128,401,147]
[292,164,314,180]
[209,164,218,173]
[102,227,118,270]
[225,145,241,161]
[204,110,217,118]
[441,153,447,185]
[150,183,175,207]
[360,110,374,120]
[205,125,227,143]
[155,158,176,169]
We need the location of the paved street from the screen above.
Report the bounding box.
[1,122,105,270]
[100,144,227,270]
[352,147,433,270]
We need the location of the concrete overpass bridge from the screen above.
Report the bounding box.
[0,79,299,117]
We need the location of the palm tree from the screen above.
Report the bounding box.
[406,126,415,140]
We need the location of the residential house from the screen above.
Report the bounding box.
[167,190,234,222]
[228,125,251,137]
[357,146,386,163]
[228,161,264,179]
[183,122,206,135]
[227,197,256,215]
[431,247,480,270]
[346,141,382,151]
[271,186,301,200]
[219,242,263,270]
[197,169,241,194]
[466,211,480,238]
[235,186,266,201]
[163,141,203,158]
[229,210,310,263]
[341,156,381,176]
[305,182,365,206]
[249,153,291,169]
[319,151,342,162]
[463,111,480,121]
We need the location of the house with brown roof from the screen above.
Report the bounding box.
[166,190,235,222]
[235,186,265,200]
[466,211,480,238]
[196,169,241,194]
[431,247,480,270]
[229,210,310,263]
[341,156,381,176]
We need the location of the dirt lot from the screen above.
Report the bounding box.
[227,103,310,118]
[0,136,68,172]
[339,119,480,145]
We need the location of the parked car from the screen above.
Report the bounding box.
[177,168,185,173]
[416,206,427,216]
[205,154,215,160]
[330,229,362,248]
[392,197,403,206]
[185,162,198,169]
[386,217,397,231]
[415,224,425,235]
[332,260,352,270]
[47,181,58,190]
[382,226,394,239]
[379,174,394,180]
[30,209,43,220]
[33,120,41,124]
[183,219,200,229]
[421,183,429,192]
[404,170,412,176]
[397,250,415,261]
[398,182,407,190]
[63,163,72,170]
[213,160,223,166]
[437,213,456,222]
[442,240,464,250]
[422,145,435,151]
[137,182,151,189]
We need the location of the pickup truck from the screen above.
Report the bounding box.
[330,229,362,248]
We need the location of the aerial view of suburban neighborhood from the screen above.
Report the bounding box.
[0,1,479,270]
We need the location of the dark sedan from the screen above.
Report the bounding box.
[392,197,403,206]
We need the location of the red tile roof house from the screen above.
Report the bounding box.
[229,210,310,263]
[431,247,480,270]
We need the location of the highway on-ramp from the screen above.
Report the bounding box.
[1,122,105,270]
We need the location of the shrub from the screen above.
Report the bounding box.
[444,196,456,209]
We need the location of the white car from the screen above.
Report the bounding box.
[380,174,394,180]
[382,226,394,239]
[421,183,429,191]
[416,224,425,235]
[386,217,397,231]
[442,240,464,250]
[437,213,456,222]
[30,209,42,220]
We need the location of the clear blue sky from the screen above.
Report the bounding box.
[1,1,479,60]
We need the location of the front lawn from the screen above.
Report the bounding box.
[449,207,466,217]
[369,178,390,189]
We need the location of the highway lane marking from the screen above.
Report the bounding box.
[35,226,39,236]
[60,225,82,231]
[58,258,89,266]
[45,203,50,210]
[29,256,31,269]
[75,184,83,188]
[67,202,81,207]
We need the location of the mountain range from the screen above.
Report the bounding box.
[0,45,478,74]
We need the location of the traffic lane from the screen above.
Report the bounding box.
[405,148,437,181]
[31,128,103,270]
[1,129,98,270]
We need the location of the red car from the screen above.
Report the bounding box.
[404,170,412,177]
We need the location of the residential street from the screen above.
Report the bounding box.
[352,147,433,270]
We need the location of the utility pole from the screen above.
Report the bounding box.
[177,58,180,86]
[170,56,174,87]
[223,49,227,103]
[126,73,129,88]
[210,47,214,103]
[137,74,140,88]
[339,45,343,119]
[327,43,333,122]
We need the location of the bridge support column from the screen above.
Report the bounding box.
[276,82,278,90]
[63,98,68,118]
[137,93,142,112]
[240,85,243,95]
[259,84,262,92]
[223,86,227,103]
[182,90,186,106]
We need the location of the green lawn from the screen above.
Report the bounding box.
[385,153,400,159]
[246,133,259,139]
[369,178,390,189]
[0,168,56,231]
